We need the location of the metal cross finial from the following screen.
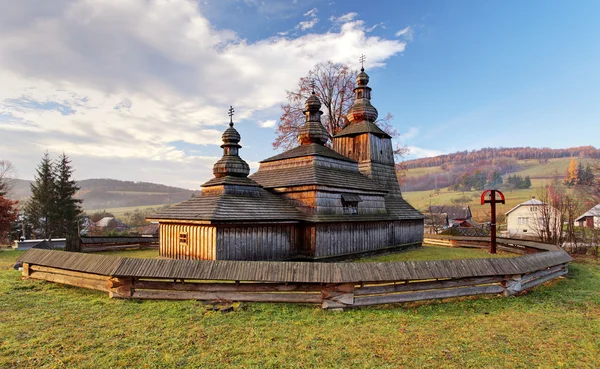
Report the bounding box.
[228,105,235,127]
[309,79,316,94]
[359,54,366,70]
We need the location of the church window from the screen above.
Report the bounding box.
[179,233,188,244]
[341,194,362,215]
[357,91,363,99]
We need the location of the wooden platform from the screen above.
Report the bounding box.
[18,238,572,309]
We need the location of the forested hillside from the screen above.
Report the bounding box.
[404,146,600,169]
[401,146,599,192]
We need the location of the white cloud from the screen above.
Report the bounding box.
[395,26,414,41]
[401,127,419,141]
[303,8,318,17]
[329,12,357,23]
[0,0,409,188]
[406,146,445,159]
[258,120,277,128]
[297,7,318,30]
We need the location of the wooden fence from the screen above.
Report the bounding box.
[18,237,571,309]
[79,237,158,252]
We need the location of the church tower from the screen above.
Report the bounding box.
[332,66,402,197]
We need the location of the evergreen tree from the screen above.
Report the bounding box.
[487,171,503,189]
[25,152,57,238]
[576,162,585,185]
[581,164,595,185]
[55,153,82,251]
[524,176,532,189]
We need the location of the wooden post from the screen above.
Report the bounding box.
[490,191,497,254]
[108,277,134,298]
[22,263,30,278]
[502,275,522,296]
[321,283,354,310]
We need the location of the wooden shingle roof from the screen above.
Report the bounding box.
[250,165,386,192]
[19,248,572,284]
[261,143,356,163]
[386,196,426,219]
[149,188,303,222]
[333,121,391,138]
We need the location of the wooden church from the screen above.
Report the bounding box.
[149,67,424,260]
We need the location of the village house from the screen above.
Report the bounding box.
[575,204,600,229]
[506,197,560,239]
[148,67,424,260]
[425,205,473,233]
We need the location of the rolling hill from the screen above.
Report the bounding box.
[402,150,598,222]
[9,178,197,211]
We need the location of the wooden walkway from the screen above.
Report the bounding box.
[18,238,572,309]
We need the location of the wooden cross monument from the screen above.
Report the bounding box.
[481,189,506,254]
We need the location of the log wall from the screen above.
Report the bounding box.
[159,223,216,260]
[333,133,394,165]
[216,225,298,260]
[312,219,424,258]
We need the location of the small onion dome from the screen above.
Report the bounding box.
[356,68,369,86]
[213,155,250,177]
[305,92,321,111]
[347,99,378,123]
[221,126,241,147]
[298,121,329,145]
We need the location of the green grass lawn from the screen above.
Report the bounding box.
[1,249,599,368]
[360,244,515,262]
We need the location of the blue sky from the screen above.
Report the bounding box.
[0,0,598,189]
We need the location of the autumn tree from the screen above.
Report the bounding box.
[564,158,579,187]
[275,61,399,151]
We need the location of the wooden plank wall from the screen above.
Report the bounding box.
[313,220,423,258]
[216,225,297,260]
[160,223,216,260]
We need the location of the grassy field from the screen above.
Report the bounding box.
[401,157,595,222]
[1,249,599,368]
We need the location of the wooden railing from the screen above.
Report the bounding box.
[79,237,158,252]
[18,237,571,309]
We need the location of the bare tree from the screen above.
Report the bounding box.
[529,185,566,245]
[0,160,17,197]
[275,61,397,151]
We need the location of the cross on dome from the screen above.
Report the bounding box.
[228,105,235,127]
[359,54,366,71]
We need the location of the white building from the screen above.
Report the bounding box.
[575,204,600,229]
[505,198,560,239]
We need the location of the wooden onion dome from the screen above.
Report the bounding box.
[298,91,329,145]
[212,109,250,178]
[347,67,379,124]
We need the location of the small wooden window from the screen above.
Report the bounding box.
[343,201,358,215]
[179,233,188,244]
[341,194,361,215]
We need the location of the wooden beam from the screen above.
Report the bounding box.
[355,276,505,296]
[353,285,504,307]
[132,280,323,293]
[29,271,110,292]
[30,265,110,281]
[520,269,567,291]
[520,264,566,285]
[22,263,30,278]
[125,290,323,303]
